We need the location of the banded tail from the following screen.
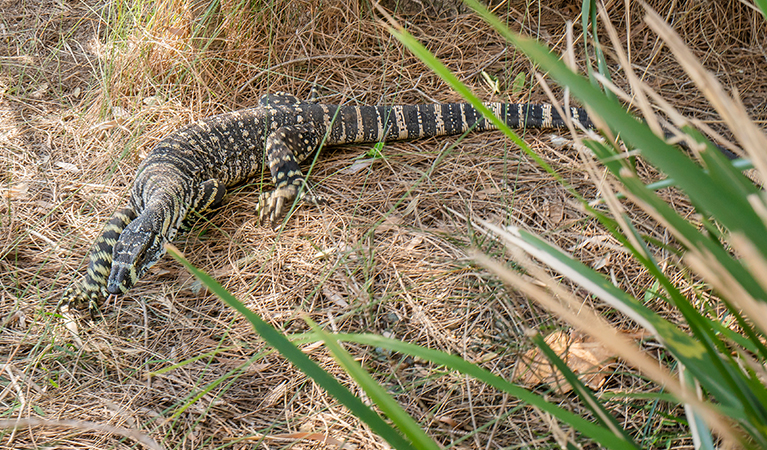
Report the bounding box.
[322,102,593,145]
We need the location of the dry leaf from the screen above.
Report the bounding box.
[375,215,402,232]
[301,341,324,354]
[322,285,349,308]
[55,161,80,173]
[475,187,502,200]
[437,416,459,428]
[473,351,499,364]
[341,158,374,174]
[516,330,620,393]
[548,199,565,223]
[592,252,612,270]
[404,235,423,251]
[31,83,48,99]
[314,244,354,259]
[548,133,571,148]
[216,357,270,375]
[112,106,129,120]
[262,380,288,407]
[90,119,121,133]
[5,182,29,200]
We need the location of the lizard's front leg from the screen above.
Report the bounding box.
[257,124,322,225]
[59,207,137,316]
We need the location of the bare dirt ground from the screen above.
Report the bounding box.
[1,0,765,448]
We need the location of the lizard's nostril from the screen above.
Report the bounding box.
[107,279,125,294]
[107,266,132,294]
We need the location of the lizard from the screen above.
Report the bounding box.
[58,92,594,317]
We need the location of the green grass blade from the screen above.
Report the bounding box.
[581,0,614,100]
[606,157,753,201]
[528,332,636,445]
[682,366,716,450]
[388,28,583,202]
[458,0,767,444]
[480,221,748,415]
[147,346,238,376]
[165,244,418,450]
[490,221,767,447]
[464,0,767,263]
[328,333,640,449]
[754,0,767,22]
[168,353,263,421]
[591,149,767,436]
[305,319,441,450]
[584,139,767,303]
[588,135,767,364]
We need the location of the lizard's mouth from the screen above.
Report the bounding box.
[107,263,137,294]
[107,225,155,295]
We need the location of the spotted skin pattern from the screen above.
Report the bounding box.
[59,208,137,314]
[59,93,592,316]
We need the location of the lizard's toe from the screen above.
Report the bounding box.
[257,183,326,225]
[257,184,299,225]
[59,282,107,319]
[300,191,326,206]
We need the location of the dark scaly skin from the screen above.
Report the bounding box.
[59,208,137,315]
[59,93,592,316]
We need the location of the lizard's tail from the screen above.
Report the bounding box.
[325,103,593,145]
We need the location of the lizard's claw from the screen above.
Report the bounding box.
[58,281,107,319]
[256,183,325,226]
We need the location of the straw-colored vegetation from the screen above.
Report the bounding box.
[1,0,765,448]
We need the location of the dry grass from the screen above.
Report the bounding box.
[1,0,765,448]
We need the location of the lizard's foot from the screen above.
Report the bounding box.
[58,284,87,315]
[58,282,106,319]
[257,183,325,226]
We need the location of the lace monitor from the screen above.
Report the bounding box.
[59,92,593,316]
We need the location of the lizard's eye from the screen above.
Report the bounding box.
[134,238,151,269]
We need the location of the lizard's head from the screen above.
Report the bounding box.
[107,217,165,295]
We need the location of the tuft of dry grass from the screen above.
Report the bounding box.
[1,0,765,448]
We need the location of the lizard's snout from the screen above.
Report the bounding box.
[107,262,136,294]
